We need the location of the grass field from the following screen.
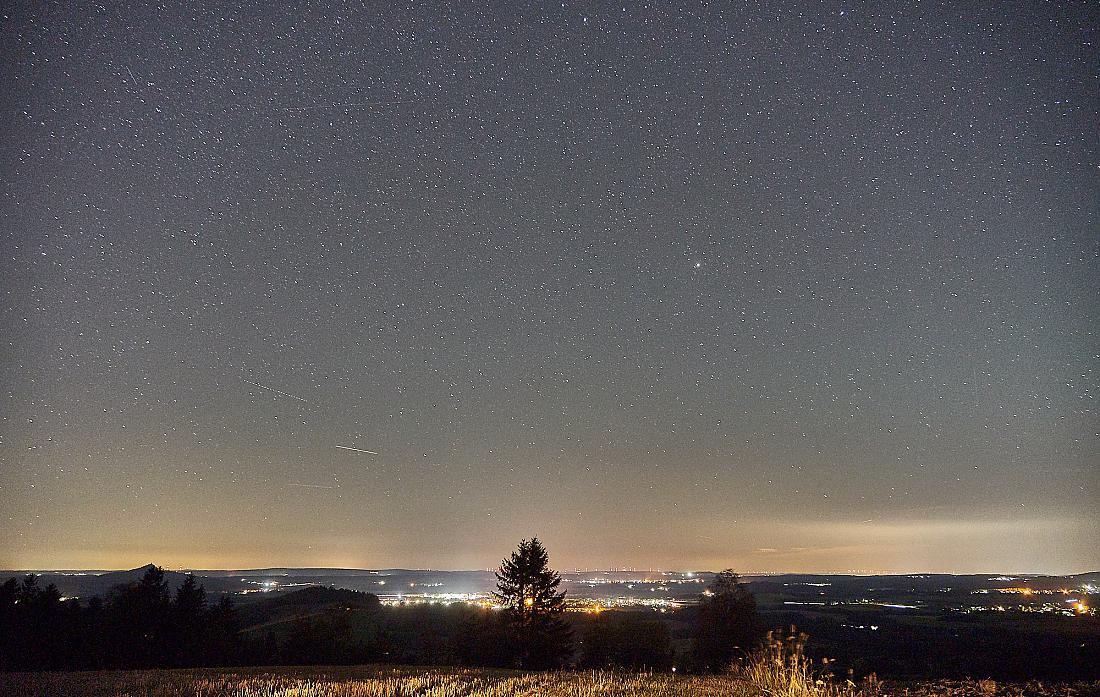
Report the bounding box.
[0,666,751,697]
[2,665,1099,697]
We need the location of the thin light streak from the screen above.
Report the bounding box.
[335,445,379,455]
[283,100,415,112]
[241,378,310,403]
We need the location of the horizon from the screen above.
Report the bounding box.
[4,508,1097,574]
[6,560,1099,579]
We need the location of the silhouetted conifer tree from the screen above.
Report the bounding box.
[493,538,572,668]
[207,594,241,665]
[0,578,16,670]
[173,574,208,666]
[106,565,172,667]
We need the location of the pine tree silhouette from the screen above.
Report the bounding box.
[173,574,209,666]
[493,538,571,668]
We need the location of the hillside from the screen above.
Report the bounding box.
[236,586,381,629]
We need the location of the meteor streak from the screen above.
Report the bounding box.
[335,445,378,455]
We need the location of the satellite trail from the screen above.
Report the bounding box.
[283,99,415,112]
[241,378,310,403]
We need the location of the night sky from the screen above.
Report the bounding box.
[1,2,1097,574]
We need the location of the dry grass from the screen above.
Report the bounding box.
[735,628,1100,697]
[0,665,755,697]
[875,681,1100,697]
[739,629,868,697]
[1,664,1096,697]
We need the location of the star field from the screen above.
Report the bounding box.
[1,2,1097,573]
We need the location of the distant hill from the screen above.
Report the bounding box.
[236,586,381,630]
[191,568,383,578]
[0,564,242,599]
[1069,571,1100,586]
[4,565,1095,607]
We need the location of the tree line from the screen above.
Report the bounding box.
[0,567,239,671]
[1,538,761,673]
